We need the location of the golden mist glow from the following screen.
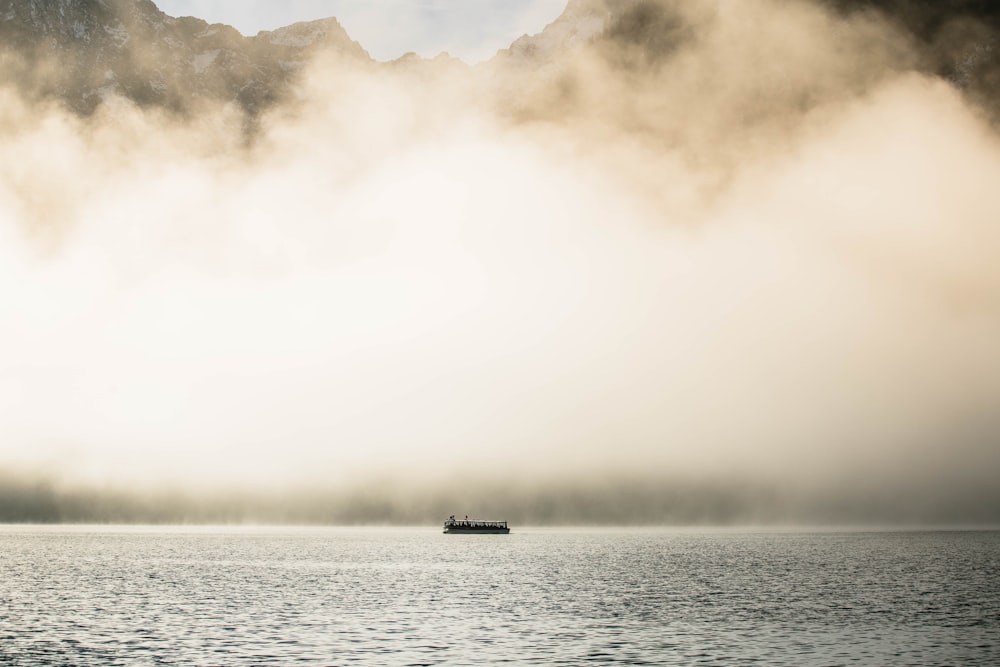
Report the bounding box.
[1,1,999,522]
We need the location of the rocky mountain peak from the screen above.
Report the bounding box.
[0,0,369,116]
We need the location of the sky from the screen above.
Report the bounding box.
[154,0,568,62]
[2,0,1000,525]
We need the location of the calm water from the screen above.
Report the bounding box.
[1,527,997,665]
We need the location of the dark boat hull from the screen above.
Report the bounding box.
[443,527,510,534]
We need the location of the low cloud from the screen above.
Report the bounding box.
[1,0,999,524]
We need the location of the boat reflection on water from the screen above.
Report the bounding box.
[443,515,510,534]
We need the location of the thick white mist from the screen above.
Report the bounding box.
[1,1,999,521]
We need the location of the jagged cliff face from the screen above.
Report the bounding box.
[824,0,999,108]
[0,0,369,115]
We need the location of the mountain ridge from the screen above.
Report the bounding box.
[1,1,997,123]
[0,0,370,116]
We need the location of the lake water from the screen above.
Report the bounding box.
[1,526,997,665]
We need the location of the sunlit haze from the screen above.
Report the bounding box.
[1,0,999,525]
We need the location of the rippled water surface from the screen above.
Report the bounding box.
[1,527,998,665]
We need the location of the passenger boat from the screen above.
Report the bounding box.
[443,515,510,534]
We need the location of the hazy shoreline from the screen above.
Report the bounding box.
[3,471,998,527]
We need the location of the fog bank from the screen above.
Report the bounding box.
[2,0,999,524]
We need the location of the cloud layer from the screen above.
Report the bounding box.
[2,0,999,523]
